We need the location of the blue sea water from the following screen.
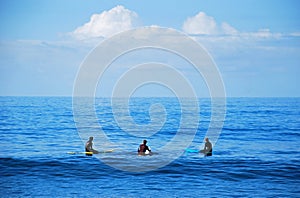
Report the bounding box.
[0,97,299,197]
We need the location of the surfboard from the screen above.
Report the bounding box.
[94,149,114,154]
[138,150,153,156]
[67,149,114,155]
[67,151,93,155]
[185,149,199,153]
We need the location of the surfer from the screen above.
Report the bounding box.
[85,136,99,156]
[200,137,212,156]
[138,139,151,155]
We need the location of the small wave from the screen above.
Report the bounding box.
[0,156,116,179]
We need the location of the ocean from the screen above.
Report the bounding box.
[0,97,299,197]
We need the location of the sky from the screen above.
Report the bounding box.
[0,0,299,97]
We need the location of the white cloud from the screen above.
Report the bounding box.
[182,12,240,35]
[182,11,285,40]
[182,12,218,35]
[72,5,139,40]
[221,22,238,35]
[290,32,300,37]
[240,28,282,39]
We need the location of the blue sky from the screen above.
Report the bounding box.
[0,0,299,97]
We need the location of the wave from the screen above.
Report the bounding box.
[0,157,116,179]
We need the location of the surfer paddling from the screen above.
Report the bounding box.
[138,139,151,155]
[85,136,99,156]
[200,137,212,156]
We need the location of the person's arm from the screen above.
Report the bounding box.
[86,142,96,151]
[85,142,91,151]
[146,146,151,152]
[204,143,209,152]
[208,142,212,152]
[91,143,99,154]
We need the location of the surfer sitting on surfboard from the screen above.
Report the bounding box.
[85,136,99,156]
[200,137,212,156]
[138,139,151,155]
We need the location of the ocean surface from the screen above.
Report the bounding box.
[0,97,299,197]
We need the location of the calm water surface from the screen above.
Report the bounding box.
[0,97,299,197]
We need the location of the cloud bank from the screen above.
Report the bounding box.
[71,6,297,41]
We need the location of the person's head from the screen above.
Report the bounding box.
[205,137,209,142]
[89,136,94,141]
[143,139,147,145]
